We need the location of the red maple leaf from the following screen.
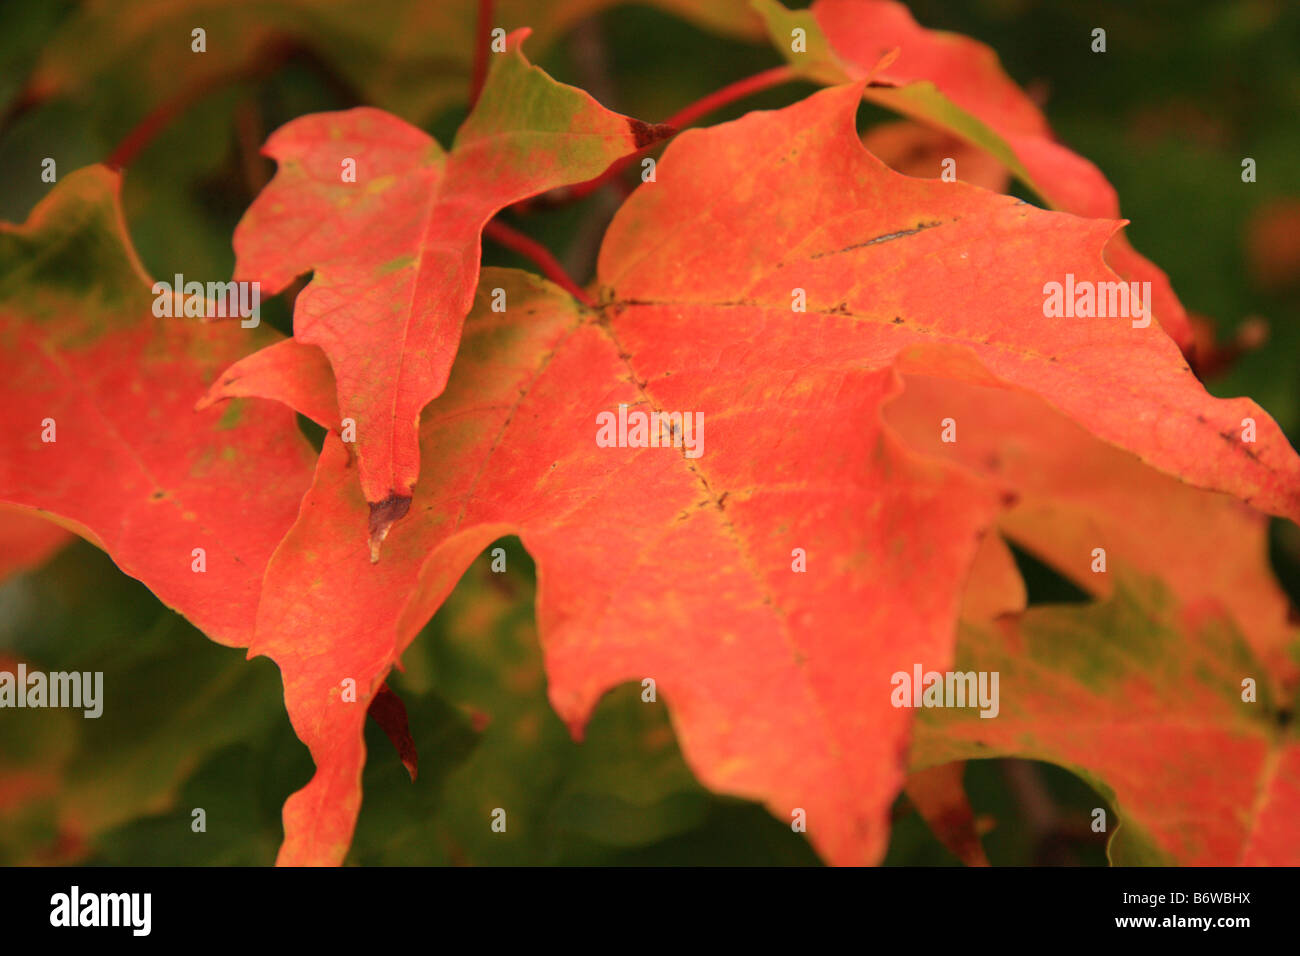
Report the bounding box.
[229,31,670,556]
[205,83,1300,864]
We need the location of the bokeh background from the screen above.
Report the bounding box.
[1,0,1297,865]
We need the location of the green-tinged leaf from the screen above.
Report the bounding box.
[0,165,316,646]
[912,575,1300,865]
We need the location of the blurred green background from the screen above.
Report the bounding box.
[0,0,1297,865]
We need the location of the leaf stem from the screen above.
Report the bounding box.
[484,219,595,307]
[660,64,798,130]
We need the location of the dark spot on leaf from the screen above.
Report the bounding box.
[368,493,412,562]
[1219,430,1260,460]
[809,221,944,259]
[627,118,675,149]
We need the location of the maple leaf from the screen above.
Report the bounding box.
[215,269,996,866]
[891,373,1300,864]
[913,574,1300,865]
[754,0,1193,349]
[227,30,672,557]
[887,373,1300,690]
[0,166,316,648]
[202,80,1300,864]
